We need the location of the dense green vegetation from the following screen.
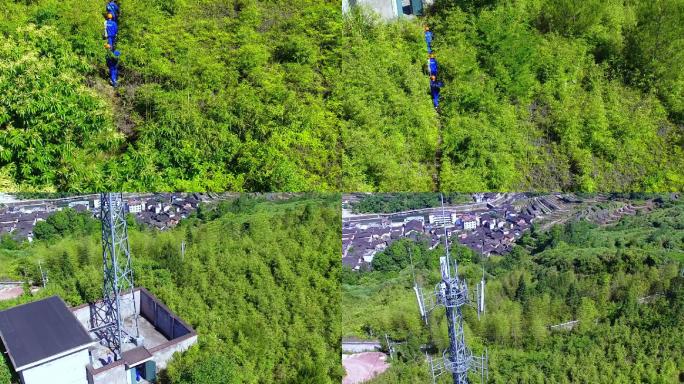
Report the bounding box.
[31,207,98,241]
[349,193,472,213]
[342,198,684,383]
[342,1,684,191]
[0,195,341,383]
[336,11,439,191]
[0,0,340,191]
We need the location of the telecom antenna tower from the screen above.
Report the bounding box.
[92,193,140,359]
[414,195,488,384]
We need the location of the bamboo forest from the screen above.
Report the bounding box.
[0,194,341,383]
[342,194,684,383]
[340,0,684,191]
[0,0,340,191]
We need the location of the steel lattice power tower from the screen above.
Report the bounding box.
[92,193,140,360]
[414,196,488,384]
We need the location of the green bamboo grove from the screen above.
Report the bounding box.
[0,0,341,192]
[342,197,684,383]
[0,195,342,383]
[340,0,684,191]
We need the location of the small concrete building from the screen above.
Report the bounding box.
[343,0,429,19]
[428,213,454,226]
[0,289,198,384]
[126,200,145,214]
[0,296,96,384]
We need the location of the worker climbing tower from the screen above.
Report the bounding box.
[92,193,140,360]
[414,196,488,384]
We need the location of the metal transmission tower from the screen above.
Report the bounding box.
[414,196,488,384]
[92,193,140,359]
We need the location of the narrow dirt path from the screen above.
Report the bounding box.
[422,23,443,191]
[433,117,442,190]
[91,77,136,138]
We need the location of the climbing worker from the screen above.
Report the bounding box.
[107,50,121,87]
[428,53,438,77]
[104,13,118,50]
[430,75,444,109]
[424,26,433,53]
[106,1,120,21]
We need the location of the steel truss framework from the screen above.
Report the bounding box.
[415,198,488,384]
[92,193,139,359]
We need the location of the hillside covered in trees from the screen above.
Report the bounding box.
[340,0,684,191]
[0,195,341,383]
[0,0,340,191]
[342,196,684,382]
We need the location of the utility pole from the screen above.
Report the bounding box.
[181,240,186,262]
[385,333,393,360]
[38,261,48,288]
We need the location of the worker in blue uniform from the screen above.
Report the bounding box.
[428,53,438,77]
[107,50,121,87]
[104,13,118,49]
[424,26,433,53]
[106,1,120,21]
[430,75,444,109]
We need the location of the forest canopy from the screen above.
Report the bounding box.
[341,0,684,191]
[0,0,341,192]
[342,198,684,383]
[0,194,342,383]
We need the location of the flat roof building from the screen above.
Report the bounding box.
[342,0,429,19]
[0,289,197,384]
[0,296,96,384]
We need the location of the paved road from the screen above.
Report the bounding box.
[343,352,389,384]
[343,193,523,221]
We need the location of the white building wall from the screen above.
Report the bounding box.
[90,363,128,384]
[71,291,140,332]
[362,251,376,264]
[151,334,198,370]
[342,0,350,13]
[403,216,424,224]
[429,214,453,226]
[21,349,90,384]
[345,0,400,19]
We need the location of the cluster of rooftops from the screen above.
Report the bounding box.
[342,195,573,270]
[0,193,231,241]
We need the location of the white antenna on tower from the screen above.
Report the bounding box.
[476,266,486,319]
[412,245,425,320]
[414,193,488,384]
[441,194,453,276]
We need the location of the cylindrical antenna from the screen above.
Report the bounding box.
[440,193,452,278]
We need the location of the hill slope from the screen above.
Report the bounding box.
[341,1,684,191]
[342,196,684,383]
[0,0,341,191]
